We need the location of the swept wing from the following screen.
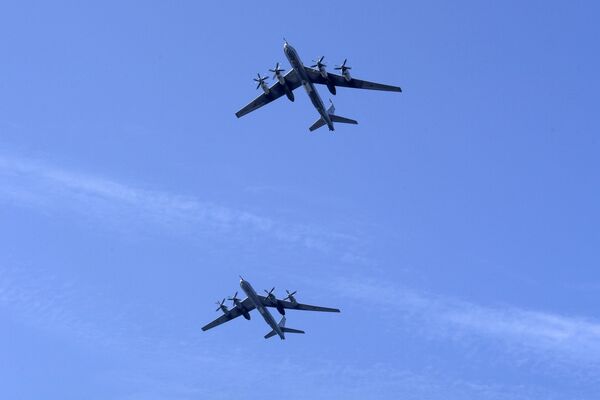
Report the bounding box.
[304,67,402,92]
[235,70,302,118]
[258,295,340,313]
[201,298,255,331]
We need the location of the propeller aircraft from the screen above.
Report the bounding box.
[235,40,402,132]
[202,277,340,340]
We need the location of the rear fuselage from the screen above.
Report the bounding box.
[283,42,334,131]
[240,278,284,339]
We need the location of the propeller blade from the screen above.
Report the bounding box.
[264,287,275,299]
[216,298,226,311]
[284,289,297,300]
[335,59,351,71]
[312,56,327,68]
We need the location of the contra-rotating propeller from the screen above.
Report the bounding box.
[264,287,286,315]
[334,59,351,73]
[254,73,269,89]
[284,289,297,301]
[269,62,285,79]
[215,298,228,312]
[264,287,276,301]
[311,56,326,69]
[228,291,240,303]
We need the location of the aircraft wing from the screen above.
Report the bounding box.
[304,67,402,92]
[201,298,256,331]
[235,70,302,118]
[258,295,340,313]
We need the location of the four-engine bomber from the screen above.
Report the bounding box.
[235,40,402,132]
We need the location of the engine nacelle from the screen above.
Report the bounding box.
[275,70,286,85]
[260,80,270,94]
[326,81,336,95]
[284,88,295,102]
[276,300,286,316]
[342,69,352,82]
[318,65,328,79]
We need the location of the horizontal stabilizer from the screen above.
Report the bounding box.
[282,327,305,334]
[264,330,278,339]
[330,114,358,125]
[309,117,327,132]
[264,316,305,339]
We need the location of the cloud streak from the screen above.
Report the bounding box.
[331,277,600,367]
[0,154,354,251]
[3,265,554,400]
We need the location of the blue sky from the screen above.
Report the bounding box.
[1,1,599,399]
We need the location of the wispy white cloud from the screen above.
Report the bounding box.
[0,154,354,250]
[0,263,583,400]
[331,277,600,368]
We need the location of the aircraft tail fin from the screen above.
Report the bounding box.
[264,316,305,339]
[278,316,305,335]
[308,101,357,132]
[328,101,357,124]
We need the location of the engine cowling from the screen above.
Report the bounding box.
[231,298,251,320]
[260,80,270,94]
[254,73,270,95]
[311,56,328,79]
[335,59,352,82]
[274,69,286,85]
[269,63,294,102]
[276,300,286,316]
[326,81,336,95]
[318,65,328,79]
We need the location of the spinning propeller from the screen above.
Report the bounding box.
[269,62,285,79]
[335,59,351,73]
[284,289,297,301]
[215,298,228,312]
[264,287,276,301]
[311,56,326,69]
[254,73,269,89]
[228,291,240,303]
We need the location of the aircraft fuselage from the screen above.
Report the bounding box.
[284,42,334,131]
[239,277,284,339]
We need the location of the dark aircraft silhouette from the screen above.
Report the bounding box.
[236,40,402,132]
[202,277,340,340]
